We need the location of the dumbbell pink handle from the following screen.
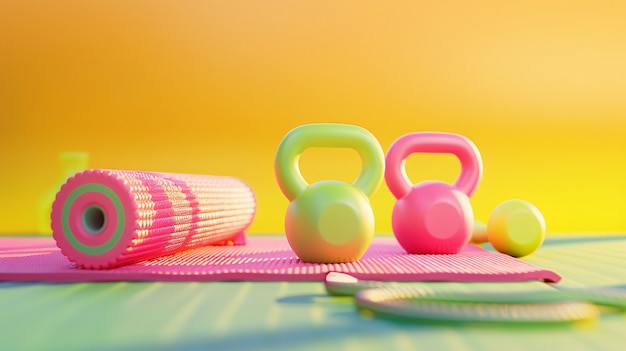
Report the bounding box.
[385,132,483,199]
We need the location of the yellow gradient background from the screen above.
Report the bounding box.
[1,1,625,234]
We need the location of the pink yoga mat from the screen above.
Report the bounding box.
[51,169,256,269]
[0,236,561,283]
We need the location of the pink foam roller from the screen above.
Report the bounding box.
[51,169,256,269]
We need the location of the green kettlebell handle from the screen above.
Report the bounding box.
[275,123,385,202]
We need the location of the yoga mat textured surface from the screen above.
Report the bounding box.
[0,236,561,283]
[51,169,256,269]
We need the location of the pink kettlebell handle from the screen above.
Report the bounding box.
[385,132,483,199]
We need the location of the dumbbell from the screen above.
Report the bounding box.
[274,123,385,263]
[472,199,546,257]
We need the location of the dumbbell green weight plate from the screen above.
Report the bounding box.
[488,200,546,257]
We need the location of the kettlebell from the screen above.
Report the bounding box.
[385,132,483,254]
[275,123,385,263]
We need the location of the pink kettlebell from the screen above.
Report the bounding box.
[385,132,483,254]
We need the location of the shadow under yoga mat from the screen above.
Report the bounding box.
[0,236,561,283]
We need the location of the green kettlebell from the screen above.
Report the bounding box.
[275,123,385,263]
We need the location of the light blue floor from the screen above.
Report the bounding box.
[1,235,626,351]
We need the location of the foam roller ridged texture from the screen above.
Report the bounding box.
[51,169,256,269]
